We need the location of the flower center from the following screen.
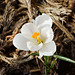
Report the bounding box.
[32,32,42,43]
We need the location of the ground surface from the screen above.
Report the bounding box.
[0,0,75,75]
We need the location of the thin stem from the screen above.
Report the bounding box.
[44,56,48,75]
[48,58,57,73]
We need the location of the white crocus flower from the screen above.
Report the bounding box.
[13,13,56,58]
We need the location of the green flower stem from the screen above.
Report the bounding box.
[48,58,57,73]
[44,56,48,75]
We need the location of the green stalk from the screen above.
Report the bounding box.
[48,58,57,73]
[44,56,48,75]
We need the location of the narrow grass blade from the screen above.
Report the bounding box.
[48,58,57,73]
[54,55,75,63]
[30,53,39,56]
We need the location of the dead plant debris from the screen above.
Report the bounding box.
[0,0,75,75]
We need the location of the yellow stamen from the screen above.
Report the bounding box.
[32,32,40,38]
[37,36,42,43]
[32,32,42,43]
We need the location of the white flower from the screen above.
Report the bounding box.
[13,13,56,58]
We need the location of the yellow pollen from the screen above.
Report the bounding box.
[32,32,42,43]
[32,32,40,38]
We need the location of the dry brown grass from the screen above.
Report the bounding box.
[0,0,75,75]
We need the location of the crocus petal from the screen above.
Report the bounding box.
[27,41,43,51]
[21,23,38,38]
[35,13,52,29]
[13,33,29,50]
[39,41,56,58]
[40,27,54,43]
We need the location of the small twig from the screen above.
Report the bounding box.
[30,69,40,73]
[50,15,74,40]
[0,54,11,64]
[0,54,34,65]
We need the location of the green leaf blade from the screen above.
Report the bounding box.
[54,55,75,63]
[30,53,39,56]
[48,58,57,73]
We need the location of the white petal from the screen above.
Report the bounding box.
[13,33,29,50]
[21,23,38,38]
[41,27,54,43]
[39,41,56,58]
[35,13,52,29]
[27,41,43,51]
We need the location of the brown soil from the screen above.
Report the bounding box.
[0,0,75,75]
